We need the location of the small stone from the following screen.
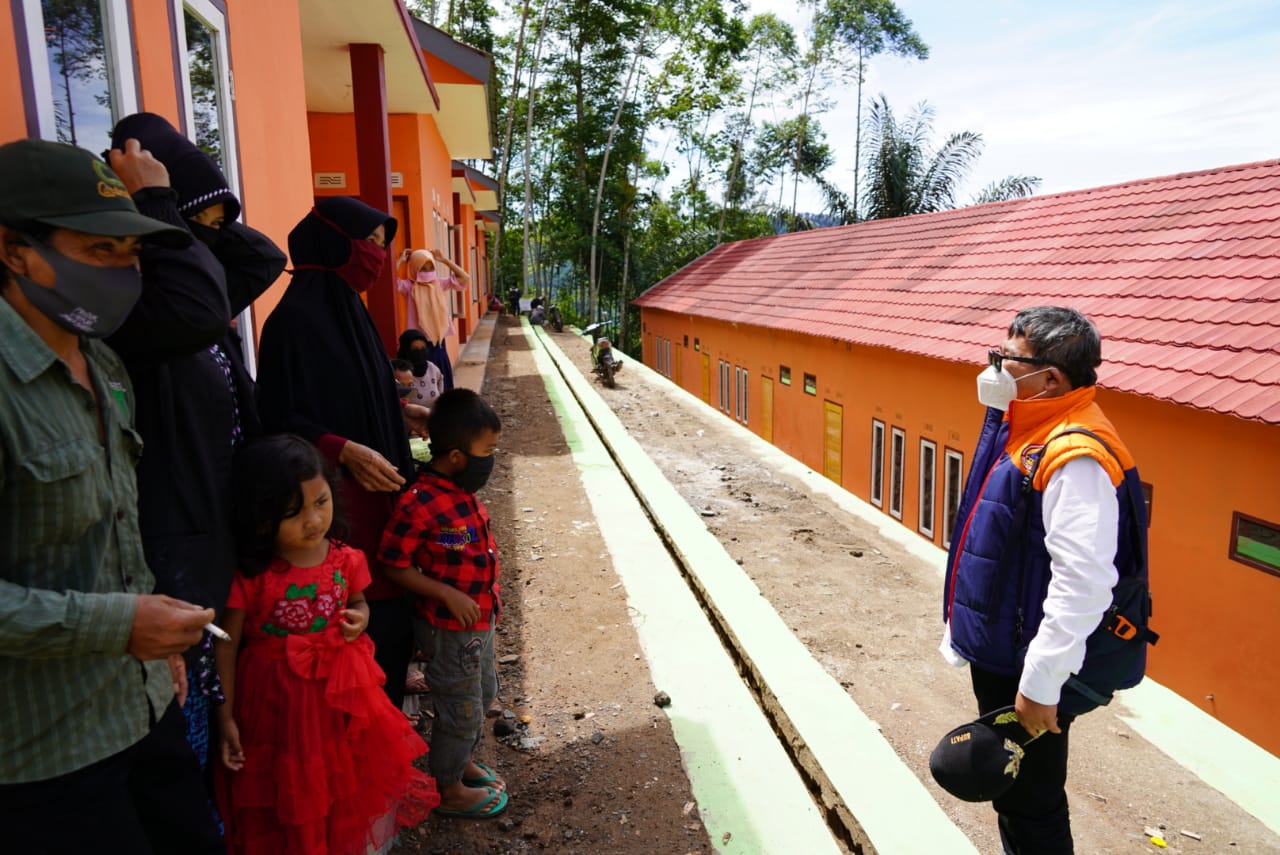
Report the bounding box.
[520,714,532,724]
[852,550,864,557]
[654,691,672,708]
[498,818,515,832]
[503,709,516,720]
[572,711,585,720]
[591,732,604,745]
[519,736,546,750]
[499,654,520,665]
[494,719,516,737]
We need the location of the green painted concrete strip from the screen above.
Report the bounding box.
[523,322,842,854]
[531,325,977,854]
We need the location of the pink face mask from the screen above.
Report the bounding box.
[293,207,388,292]
[415,269,437,283]
[339,239,387,293]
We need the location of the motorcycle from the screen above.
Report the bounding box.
[547,306,564,332]
[583,322,622,388]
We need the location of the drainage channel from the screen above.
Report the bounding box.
[524,321,978,855]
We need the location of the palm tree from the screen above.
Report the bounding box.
[860,94,1040,220]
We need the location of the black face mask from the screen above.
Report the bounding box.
[406,349,430,377]
[13,237,142,338]
[453,451,495,494]
[188,220,222,250]
[395,383,414,399]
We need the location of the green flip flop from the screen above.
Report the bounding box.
[462,761,504,789]
[433,786,508,819]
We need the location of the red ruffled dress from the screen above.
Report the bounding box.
[216,543,438,855]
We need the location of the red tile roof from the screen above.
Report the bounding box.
[634,160,1280,424]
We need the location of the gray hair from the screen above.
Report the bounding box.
[1008,306,1101,388]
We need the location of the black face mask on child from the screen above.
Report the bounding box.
[406,349,430,377]
[453,451,495,494]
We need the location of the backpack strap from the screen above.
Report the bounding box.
[1005,427,1150,641]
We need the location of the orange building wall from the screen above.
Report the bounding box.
[641,307,1280,756]
[0,4,27,140]
[223,0,312,340]
[131,0,181,123]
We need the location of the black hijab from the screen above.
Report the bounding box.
[255,197,410,478]
[111,112,241,222]
[397,328,431,377]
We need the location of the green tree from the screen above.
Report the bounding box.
[716,13,797,244]
[860,94,1040,220]
[814,0,927,221]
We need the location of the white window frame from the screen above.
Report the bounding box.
[889,426,906,520]
[718,360,731,413]
[734,366,749,425]
[174,0,252,372]
[174,0,239,191]
[469,245,479,303]
[23,0,141,141]
[943,448,965,549]
[918,438,937,539]
[870,419,885,508]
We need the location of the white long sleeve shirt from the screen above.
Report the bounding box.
[941,456,1119,705]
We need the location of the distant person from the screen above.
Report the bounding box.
[109,111,287,777]
[395,247,468,390]
[0,138,221,852]
[941,306,1147,854]
[396,328,445,410]
[215,435,438,854]
[507,285,521,317]
[379,389,508,819]
[255,197,429,709]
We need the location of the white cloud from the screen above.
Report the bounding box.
[737,0,1280,208]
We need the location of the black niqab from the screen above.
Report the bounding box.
[255,197,410,478]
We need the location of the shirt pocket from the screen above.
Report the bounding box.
[19,438,108,546]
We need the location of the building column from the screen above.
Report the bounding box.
[349,42,397,354]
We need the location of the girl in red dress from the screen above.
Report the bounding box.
[214,435,438,854]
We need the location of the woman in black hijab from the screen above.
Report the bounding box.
[256,196,427,707]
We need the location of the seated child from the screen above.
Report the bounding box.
[378,389,508,819]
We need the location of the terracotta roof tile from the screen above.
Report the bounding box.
[636,160,1280,424]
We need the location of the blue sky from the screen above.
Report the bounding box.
[747,0,1280,211]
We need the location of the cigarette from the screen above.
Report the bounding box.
[205,622,231,641]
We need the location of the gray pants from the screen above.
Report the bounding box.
[414,619,498,787]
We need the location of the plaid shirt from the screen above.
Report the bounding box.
[0,298,171,783]
[379,469,502,630]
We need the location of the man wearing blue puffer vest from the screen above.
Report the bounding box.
[941,306,1147,855]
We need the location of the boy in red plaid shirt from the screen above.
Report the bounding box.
[379,388,508,819]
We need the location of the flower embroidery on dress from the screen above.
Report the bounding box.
[262,581,331,636]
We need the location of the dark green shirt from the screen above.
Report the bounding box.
[0,296,172,783]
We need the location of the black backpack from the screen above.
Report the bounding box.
[1011,428,1159,716]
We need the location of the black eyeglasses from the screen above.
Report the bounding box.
[988,349,1052,373]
